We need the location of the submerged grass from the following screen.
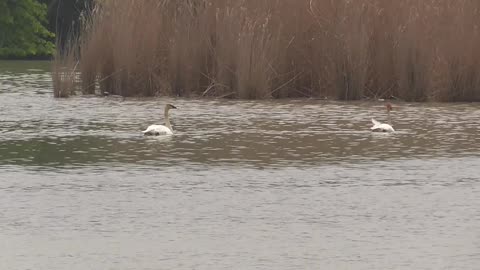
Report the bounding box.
[52,0,480,101]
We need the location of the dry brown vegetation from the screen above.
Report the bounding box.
[52,0,480,101]
[52,38,79,98]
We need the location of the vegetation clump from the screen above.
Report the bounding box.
[53,0,480,101]
[0,0,55,58]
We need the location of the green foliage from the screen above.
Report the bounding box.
[0,0,55,58]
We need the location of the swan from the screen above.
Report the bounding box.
[371,103,395,132]
[142,104,177,136]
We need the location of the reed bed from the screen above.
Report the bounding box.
[52,0,480,101]
[52,38,80,98]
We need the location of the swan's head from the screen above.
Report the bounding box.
[386,103,393,112]
[166,104,177,110]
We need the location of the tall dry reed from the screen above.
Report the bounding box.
[52,38,79,98]
[52,0,480,101]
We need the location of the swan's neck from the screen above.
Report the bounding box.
[164,107,172,131]
[387,110,392,125]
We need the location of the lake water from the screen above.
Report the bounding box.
[0,60,479,269]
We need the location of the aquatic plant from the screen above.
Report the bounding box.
[52,38,79,98]
[52,0,480,101]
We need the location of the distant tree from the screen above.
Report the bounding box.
[42,0,94,50]
[0,0,55,58]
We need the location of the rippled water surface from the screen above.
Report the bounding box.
[1,60,479,269]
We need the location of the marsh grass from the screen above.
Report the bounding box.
[52,38,79,98]
[53,0,480,101]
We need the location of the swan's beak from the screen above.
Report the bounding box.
[171,105,177,109]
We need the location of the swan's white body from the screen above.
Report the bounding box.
[371,119,395,132]
[371,103,395,132]
[142,104,176,136]
[142,124,173,136]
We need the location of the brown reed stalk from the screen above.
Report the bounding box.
[51,0,480,101]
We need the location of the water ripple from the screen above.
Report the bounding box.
[1,61,480,270]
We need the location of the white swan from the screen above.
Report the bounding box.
[142,104,177,136]
[371,103,395,132]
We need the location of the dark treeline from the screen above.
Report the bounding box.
[0,0,91,59]
[43,0,93,51]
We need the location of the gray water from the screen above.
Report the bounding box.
[0,60,479,270]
